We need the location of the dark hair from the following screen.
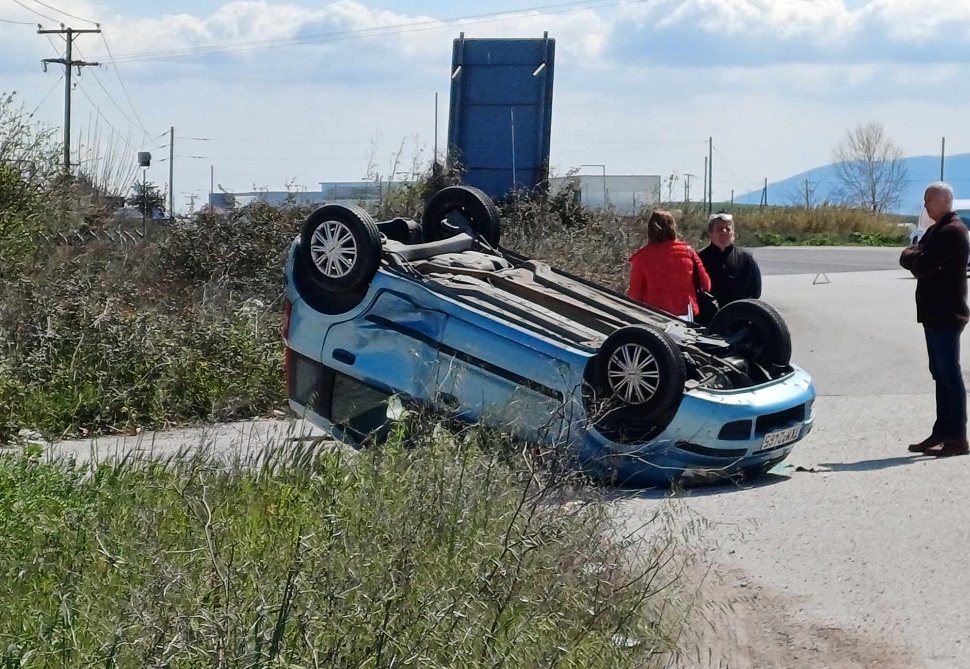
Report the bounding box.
[647,209,678,243]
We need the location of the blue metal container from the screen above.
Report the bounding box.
[448,33,555,200]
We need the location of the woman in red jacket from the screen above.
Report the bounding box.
[627,209,712,320]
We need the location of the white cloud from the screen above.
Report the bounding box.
[454,8,609,60]
[619,0,857,42]
[863,0,970,41]
[616,0,970,60]
[79,1,609,72]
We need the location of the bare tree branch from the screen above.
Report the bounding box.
[832,122,908,213]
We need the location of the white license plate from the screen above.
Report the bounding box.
[761,424,802,450]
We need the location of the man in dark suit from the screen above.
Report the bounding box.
[901,182,970,457]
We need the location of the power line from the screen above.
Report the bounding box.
[73,77,139,155]
[27,72,63,116]
[42,30,60,53]
[0,15,36,24]
[28,0,98,25]
[712,145,741,182]
[104,0,646,64]
[74,42,151,141]
[179,136,365,145]
[99,33,149,136]
[11,0,58,23]
[172,154,366,162]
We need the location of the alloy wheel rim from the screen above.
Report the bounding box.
[310,220,357,279]
[607,343,661,404]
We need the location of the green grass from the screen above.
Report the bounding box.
[0,423,686,667]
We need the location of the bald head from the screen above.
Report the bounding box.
[924,182,954,222]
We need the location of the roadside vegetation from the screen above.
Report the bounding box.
[0,94,700,666]
[499,190,907,294]
[0,424,693,666]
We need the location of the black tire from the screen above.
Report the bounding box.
[707,299,792,368]
[588,325,686,441]
[292,250,369,315]
[299,204,381,294]
[422,185,501,247]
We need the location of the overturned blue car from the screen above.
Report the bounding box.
[282,186,815,486]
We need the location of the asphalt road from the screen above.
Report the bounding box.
[623,264,969,668]
[751,245,905,276]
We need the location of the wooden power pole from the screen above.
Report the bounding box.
[169,126,175,221]
[38,25,102,175]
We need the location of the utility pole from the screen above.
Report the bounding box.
[760,177,768,207]
[941,136,946,181]
[38,24,102,176]
[684,173,696,204]
[168,127,175,221]
[707,136,713,215]
[702,158,708,211]
[433,92,439,179]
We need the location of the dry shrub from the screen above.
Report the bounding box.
[500,193,906,292]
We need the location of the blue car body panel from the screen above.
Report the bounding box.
[284,239,816,486]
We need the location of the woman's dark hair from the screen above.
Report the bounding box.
[646,209,678,244]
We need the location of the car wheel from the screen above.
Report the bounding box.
[299,204,381,294]
[707,299,792,368]
[422,185,501,247]
[292,251,369,315]
[589,325,686,440]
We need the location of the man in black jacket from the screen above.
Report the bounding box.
[900,182,970,457]
[698,212,762,306]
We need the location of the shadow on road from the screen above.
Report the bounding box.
[607,455,937,499]
[816,455,924,472]
[606,471,792,501]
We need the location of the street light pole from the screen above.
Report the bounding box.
[684,173,697,203]
[580,164,607,207]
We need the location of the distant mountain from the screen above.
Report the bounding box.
[734,153,970,214]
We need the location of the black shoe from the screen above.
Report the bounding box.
[931,438,970,457]
[909,434,942,453]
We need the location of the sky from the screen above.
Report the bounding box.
[2,0,970,213]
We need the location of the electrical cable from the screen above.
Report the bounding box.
[179,136,365,145]
[74,42,151,141]
[27,72,63,116]
[10,0,59,23]
[0,15,36,24]
[104,0,647,64]
[73,77,139,155]
[712,145,741,182]
[42,31,60,52]
[99,32,149,136]
[28,0,98,25]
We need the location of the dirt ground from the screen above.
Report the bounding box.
[667,562,921,669]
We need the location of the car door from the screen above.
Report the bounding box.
[432,315,577,444]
